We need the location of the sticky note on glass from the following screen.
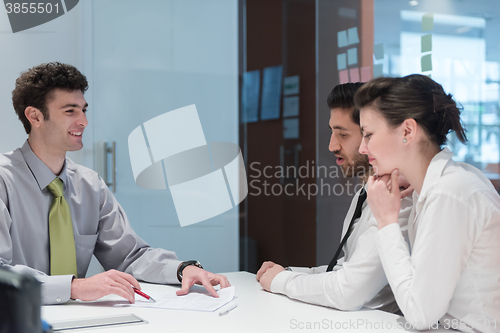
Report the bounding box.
[339,70,349,84]
[283,118,299,139]
[421,54,432,72]
[283,96,299,118]
[373,64,383,78]
[283,76,300,96]
[347,27,359,45]
[374,43,384,60]
[421,34,432,53]
[337,53,347,70]
[337,30,348,48]
[338,7,356,18]
[347,48,357,66]
[241,70,260,123]
[422,13,434,31]
[349,68,360,83]
[360,66,372,82]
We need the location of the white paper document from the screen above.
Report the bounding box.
[118,286,236,312]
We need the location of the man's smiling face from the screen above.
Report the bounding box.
[37,88,88,156]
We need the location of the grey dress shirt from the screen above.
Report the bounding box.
[0,141,181,304]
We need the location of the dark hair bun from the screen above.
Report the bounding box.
[354,74,467,147]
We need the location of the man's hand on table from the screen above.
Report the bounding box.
[256,261,276,282]
[71,269,140,303]
[176,266,231,298]
[256,261,285,292]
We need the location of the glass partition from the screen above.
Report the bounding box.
[374,0,500,187]
[92,0,239,273]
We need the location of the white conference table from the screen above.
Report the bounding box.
[42,272,446,332]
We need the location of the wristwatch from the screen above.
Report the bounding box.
[177,260,203,282]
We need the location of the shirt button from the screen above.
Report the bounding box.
[56,297,62,303]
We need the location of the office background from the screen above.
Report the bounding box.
[0,0,499,276]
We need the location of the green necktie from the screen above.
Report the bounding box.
[47,178,78,277]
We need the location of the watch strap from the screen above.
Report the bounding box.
[177,260,203,282]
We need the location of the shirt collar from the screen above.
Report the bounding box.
[20,140,68,191]
[418,147,453,203]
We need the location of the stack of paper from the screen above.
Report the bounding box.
[120,286,236,312]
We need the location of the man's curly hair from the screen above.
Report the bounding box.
[12,62,88,134]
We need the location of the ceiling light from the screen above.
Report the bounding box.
[409,1,419,6]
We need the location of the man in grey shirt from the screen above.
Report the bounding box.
[0,62,229,305]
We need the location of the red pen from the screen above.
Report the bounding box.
[133,287,156,303]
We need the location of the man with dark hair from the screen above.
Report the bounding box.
[0,62,229,305]
[325,82,368,178]
[12,62,90,134]
[256,83,412,312]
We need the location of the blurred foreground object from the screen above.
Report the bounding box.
[0,267,42,333]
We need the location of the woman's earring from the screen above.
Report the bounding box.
[403,138,407,143]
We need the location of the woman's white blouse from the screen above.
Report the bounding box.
[376,148,500,333]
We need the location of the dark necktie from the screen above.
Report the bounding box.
[326,188,367,272]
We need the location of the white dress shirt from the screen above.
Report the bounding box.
[270,186,412,311]
[376,148,500,333]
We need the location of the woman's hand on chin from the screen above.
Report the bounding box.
[387,173,414,199]
[367,169,401,229]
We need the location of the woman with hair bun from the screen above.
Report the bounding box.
[355,74,500,333]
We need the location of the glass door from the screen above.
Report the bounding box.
[92,0,239,273]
